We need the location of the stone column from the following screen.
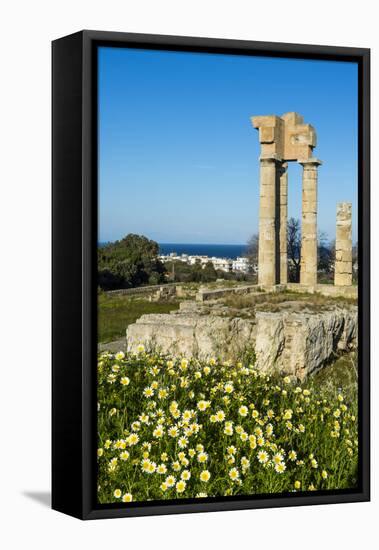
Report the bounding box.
[300,158,321,286]
[335,202,352,286]
[279,162,288,284]
[258,156,280,287]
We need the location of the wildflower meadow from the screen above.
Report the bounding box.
[97,347,358,504]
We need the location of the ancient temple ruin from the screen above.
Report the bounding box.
[251,112,353,288]
[120,111,358,378]
[252,112,319,286]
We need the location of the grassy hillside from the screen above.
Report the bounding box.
[98,293,179,343]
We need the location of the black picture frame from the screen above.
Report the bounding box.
[52,30,370,520]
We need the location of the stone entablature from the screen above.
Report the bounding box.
[252,112,316,162]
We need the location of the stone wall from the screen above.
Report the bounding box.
[106,283,178,297]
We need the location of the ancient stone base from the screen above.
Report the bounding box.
[255,307,357,380]
[286,283,357,299]
[126,311,256,360]
[196,284,263,302]
[125,300,357,380]
[196,283,358,302]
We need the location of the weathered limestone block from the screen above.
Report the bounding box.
[126,300,357,380]
[127,314,197,356]
[281,112,316,161]
[335,202,353,286]
[337,310,357,350]
[254,313,285,370]
[126,312,256,360]
[255,306,357,379]
[252,112,316,162]
[251,115,284,159]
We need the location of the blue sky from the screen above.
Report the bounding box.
[98,47,358,244]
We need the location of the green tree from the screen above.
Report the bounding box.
[201,261,218,282]
[287,217,301,282]
[246,233,259,272]
[318,231,334,283]
[98,234,166,290]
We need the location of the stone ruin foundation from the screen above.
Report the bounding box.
[126,300,357,381]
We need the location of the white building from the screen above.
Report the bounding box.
[211,257,233,272]
[159,253,190,263]
[159,252,235,273]
[232,257,250,273]
[188,255,209,266]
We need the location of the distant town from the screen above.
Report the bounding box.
[158,252,253,274]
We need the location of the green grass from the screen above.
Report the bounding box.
[312,352,358,402]
[223,290,357,313]
[98,293,179,343]
[200,279,256,289]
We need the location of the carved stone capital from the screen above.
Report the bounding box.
[299,157,322,168]
[259,153,283,163]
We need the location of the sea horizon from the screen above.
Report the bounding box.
[159,243,248,259]
[99,241,248,259]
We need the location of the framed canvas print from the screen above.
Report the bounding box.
[52,30,370,519]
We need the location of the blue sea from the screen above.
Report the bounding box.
[99,242,248,259]
[159,243,247,259]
